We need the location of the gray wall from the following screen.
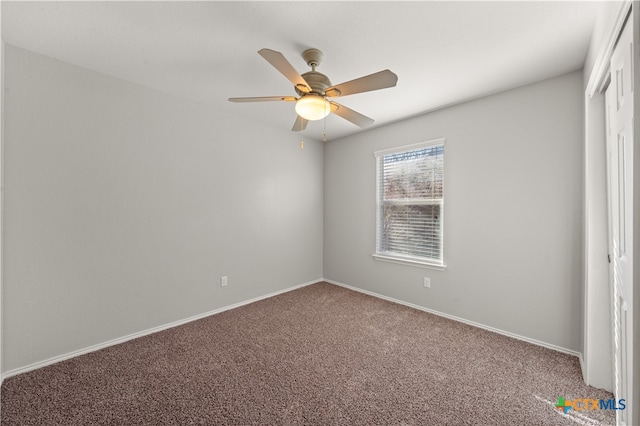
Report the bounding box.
[2,43,586,372]
[324,71,584,352]
[3,45,324,372]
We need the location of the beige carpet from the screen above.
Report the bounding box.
[1,282,615,425]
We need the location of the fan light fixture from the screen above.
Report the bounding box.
[295,95,330,121]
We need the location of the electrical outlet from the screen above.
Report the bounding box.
[423,277,431,288]
[220,276,228,287]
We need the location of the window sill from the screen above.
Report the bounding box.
[372,254,446,271]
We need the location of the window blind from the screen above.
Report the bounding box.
[375,140,444,266]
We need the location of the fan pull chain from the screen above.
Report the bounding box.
[323,101,328,142]
[323,120,327,142]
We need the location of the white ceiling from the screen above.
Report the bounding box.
[2,1,601,141]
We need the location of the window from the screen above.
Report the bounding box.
[374,139,445,269]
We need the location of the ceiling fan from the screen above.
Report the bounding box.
[229,48,398,132]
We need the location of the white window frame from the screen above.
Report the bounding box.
[373,138,446,270]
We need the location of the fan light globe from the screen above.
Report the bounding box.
[295,95,330,121]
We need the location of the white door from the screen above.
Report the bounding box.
[605,16,634,426]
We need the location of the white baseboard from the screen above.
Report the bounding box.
[324,278,582,358]
[2,278,322,380]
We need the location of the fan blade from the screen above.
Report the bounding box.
[330,102,375,128]
[258,49,311,93]
[292,116,308,132]
[228,96,296,102]
[325,70,398,98]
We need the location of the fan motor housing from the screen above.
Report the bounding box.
[296,71,332,96]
